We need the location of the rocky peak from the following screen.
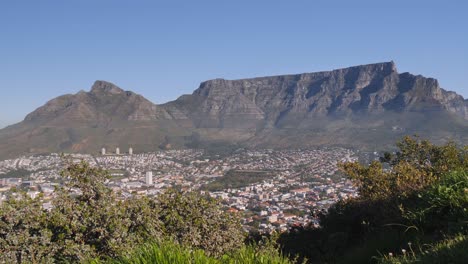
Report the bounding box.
[353,61,397,74]
[3,62,467,160]
[18,63,468,127]
[90,80,125,95]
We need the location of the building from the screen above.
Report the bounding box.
[145,171,153,185]
[268,214,278,223]
[129,147,133,155]
[116,147,120,155]
[101,148,106,155]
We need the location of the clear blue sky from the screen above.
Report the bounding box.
[1,0,467,128]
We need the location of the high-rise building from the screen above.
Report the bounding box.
[145,171,153,185]
[101,148,106,155]
[129,147,133,155]
[116,147,120,155]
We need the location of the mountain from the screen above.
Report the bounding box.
[172,61,467,122]
[0,62,467,159]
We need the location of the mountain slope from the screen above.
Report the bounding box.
[0,81,192,158]
[172,62,467,126]
[0,62,466,159]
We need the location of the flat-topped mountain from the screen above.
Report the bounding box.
[1,62,467,159]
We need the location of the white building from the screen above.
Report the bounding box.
[268,214,278,223]
[129,147,133,155]
[101,148,106,155]
[27,191,40,199]
[116,147,120,155]
[145,171,153,185]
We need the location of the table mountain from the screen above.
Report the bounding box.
[0,62,466,159]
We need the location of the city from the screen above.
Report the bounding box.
[0,147,358,234]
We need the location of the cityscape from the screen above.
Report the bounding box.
[0,147,359,234]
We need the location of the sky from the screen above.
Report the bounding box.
[1,0,467,128]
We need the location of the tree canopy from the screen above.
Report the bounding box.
[0,160,245,263]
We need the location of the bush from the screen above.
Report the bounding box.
[157,189,245,257]
[337,137,467,235]
[402,170,468,234]
[279,136,468,263]
[0,160,246,263]
[45,161,164,261]
[342,137,467,201]
[0,193,55,263]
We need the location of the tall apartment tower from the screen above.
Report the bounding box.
[129,147,133,155]
[116,147,120,155]
[145,171,153,185]
[101,148,106,155]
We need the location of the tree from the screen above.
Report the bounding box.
[47,160,164,261]
[0,193,55,263]
[0,159,247,262]
[341,136,467,200]
[279,136,468,263]
[157,189,245,257]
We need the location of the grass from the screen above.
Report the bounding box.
[203,170,274,191]
[0,168,30,179]
[90,240,295,264]
[378,233,468,264]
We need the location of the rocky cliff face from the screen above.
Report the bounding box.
[0,62,466,159]
[24,62,468,127]
[175,62,467,129]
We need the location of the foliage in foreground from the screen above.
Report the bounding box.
[91,239,294,264]
[0,160,244,263]
[378,233,468,264]
[157,189,244,257]
[1,135,466,263]
[279,136,468,263]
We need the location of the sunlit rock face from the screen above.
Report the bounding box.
[1,62,466,159]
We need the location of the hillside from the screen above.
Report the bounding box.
[0,62,467,159]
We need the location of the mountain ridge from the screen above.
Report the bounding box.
[1,61,467,159]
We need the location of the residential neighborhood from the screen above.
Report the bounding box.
[0,148,358,233]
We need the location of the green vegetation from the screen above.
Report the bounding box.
[378,233,468,264]
[157,189,244,257]
[91,239,294,264]
[1,136,466,263]
[283,208,307,217]
[0,168,30,179]
[0,160,245,263]
[278,136,468,263]
[200,142,242,158]
[203,170,273,191]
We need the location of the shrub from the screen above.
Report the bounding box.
[402,170,468,234]
[343,136,467,201]
[0,160,246,262]
[46,161,164,261]
[0,193,55,263]
[157,189,245,257]
[279,136,468,263]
